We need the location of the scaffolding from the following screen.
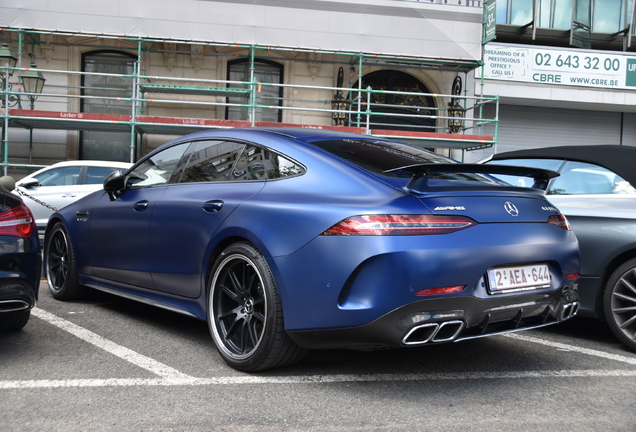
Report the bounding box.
[1,29,499,173]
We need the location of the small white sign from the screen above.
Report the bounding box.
[477,43,636,90]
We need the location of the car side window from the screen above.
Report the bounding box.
[232,146,305,181]
[262,151,305,179]
[127,142,190,188]
[550,161,636,195]
[232,145,267,180]
[34,167,81,186]
[179,140,246,183]
[85,167,120,185]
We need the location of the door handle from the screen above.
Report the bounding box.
[62,194,77,198]
[202,200,224,213]
[133,200,149,211]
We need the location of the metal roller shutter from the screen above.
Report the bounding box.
[469,104,635,162]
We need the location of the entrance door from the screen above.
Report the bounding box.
[351,70,436,132]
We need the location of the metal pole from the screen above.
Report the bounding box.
[365,87,371,135]
[2,63,9,176]
[29,128,33,164]
[17,31,23,69]
[493,95,500,154]
[249,46,256,126]
[357,54,362,128]
[130,62,138,163]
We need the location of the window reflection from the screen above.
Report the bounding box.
[550,161,636,195]
[594,0,622,32]
[497,0,630,33]
[232,146,304,180]
[509,0,533,24]
[34,167,81,187]
[179,141,245,183]
[127,143,190,188]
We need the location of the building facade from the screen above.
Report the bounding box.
[3,0,633,173]
[472,0,636,161]
[0,0,496,177]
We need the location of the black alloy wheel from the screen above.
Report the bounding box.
[207,242,306,371]
[604,258,636,352]
[45,222,83,300]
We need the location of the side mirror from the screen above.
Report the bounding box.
[103,170,126,201]
[0,176,16,191]
[17,178,39,189]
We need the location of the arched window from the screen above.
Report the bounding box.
[226,59,283,122]
[351,70,436,132]
[81,51,136,162]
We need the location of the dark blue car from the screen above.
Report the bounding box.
[43,128,580,371]
[0,181,41,332]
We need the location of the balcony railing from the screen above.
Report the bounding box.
[1,64,498,173]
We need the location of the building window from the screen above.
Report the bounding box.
[497,0,632,33]
[226,59,283,123]
[81,51,136,162]
[351,70,436,132]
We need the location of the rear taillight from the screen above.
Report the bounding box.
[321,215,477,236]
[0,203,36,238]
[548,214,572,231]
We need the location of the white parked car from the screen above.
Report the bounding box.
[14,160,133,237]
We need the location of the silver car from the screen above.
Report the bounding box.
[14,160,133,237]
[483,145,636,352]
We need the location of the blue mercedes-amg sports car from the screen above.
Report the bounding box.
[43,128,580,371]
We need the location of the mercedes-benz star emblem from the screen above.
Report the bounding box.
[504,201,519,217]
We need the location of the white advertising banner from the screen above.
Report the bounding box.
[478,43,636,90]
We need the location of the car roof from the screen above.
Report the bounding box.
[175,127,385,145]
[490,145,636,189]
[44,160,133,168]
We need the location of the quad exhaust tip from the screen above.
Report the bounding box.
[402,320,465,346]
[0,300,30,313]
[560,301,579,321]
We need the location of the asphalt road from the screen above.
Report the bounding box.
[1,282,635,432]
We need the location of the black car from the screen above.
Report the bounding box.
[0,176,41,332]
[483,145,636,351]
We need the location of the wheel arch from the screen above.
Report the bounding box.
[202,234,291,324]
[596,247,636,321]
[44,215,65,238]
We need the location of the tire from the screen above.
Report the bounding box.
[0,310,31,332]
[604,258,636,352]
[207,242,306,371]
[44,222,84,300]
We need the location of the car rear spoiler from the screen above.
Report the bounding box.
[384,163,559,193]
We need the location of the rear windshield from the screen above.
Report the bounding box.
[310,138,501,186]
[309,138,450,176]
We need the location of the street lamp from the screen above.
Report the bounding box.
[447,76,465,134]
[331,67,349,127]
[20,63,46,109]
[447,100,465,134]
[0,43,21,108]
[331,91,350,126]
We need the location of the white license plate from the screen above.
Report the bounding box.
[487,264,551,293]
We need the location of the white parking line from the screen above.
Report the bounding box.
[2,369,636,389]
[31,308,194,380]
[503,333,636,366]
[1,309,634,390]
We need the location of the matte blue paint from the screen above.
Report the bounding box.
[48,128,580,346]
